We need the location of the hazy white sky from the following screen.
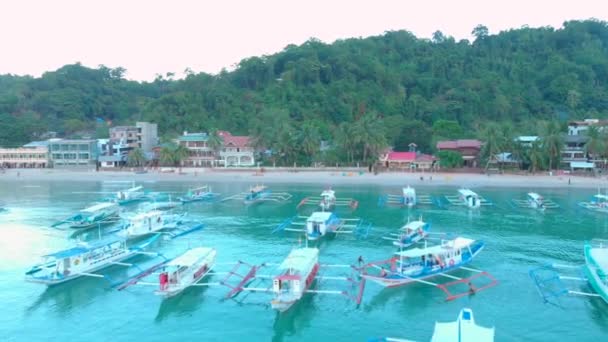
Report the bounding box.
[0,0,605,81]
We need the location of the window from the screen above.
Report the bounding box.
[79,153,89,160]
[80,144,89,151]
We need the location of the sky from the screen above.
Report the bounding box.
[0,0,605,81]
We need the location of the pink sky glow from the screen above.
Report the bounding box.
[0,0,605,81]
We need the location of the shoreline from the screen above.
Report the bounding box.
[1,168,607,189]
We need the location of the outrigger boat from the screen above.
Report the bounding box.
[221,247,365,313]
[530,239,608,305]
[369,308,495,342]
[297,188,358,212]
[378,186,433,208]
[512,192,559,210]
[178,185,220,203]
[443,188,491,209]
[222,185,292,205]
[52,202,120,229]
[382,219,430,249]
[118,247,217,299]
[117,210,202,240]
[579,191,608,213]
[113,185,146,205]
[140,196,181,211]
[273,211,372,240]
[25,235,160,286]
[359,237,497,301]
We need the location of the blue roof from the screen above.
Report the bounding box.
[43,237,123,259]
[44,247,89,259]
[178,133,208,142]
[23,140,49,148]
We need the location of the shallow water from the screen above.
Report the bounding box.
[1,180,608,341]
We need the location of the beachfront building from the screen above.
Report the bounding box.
[561,135,589,167]
[177,132,217,167]
[97,139,132,168]
[109,121,158,153]
[48,139,98,168]
[0,147,49,168]
[377,151,437,171]
[217,131,255,167]
[567,119,608,136]
[436,139,482,167]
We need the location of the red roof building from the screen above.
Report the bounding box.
[436,139,482,167]
[217,131,255,167]
[378,150,437,170]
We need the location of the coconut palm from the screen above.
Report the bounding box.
[335,123,357,164]
[207,129,224,152]
[173,144,190,167]
[584,126,603,159]
[480,123,503,170]
[542,121,563,171]
[528,141,545,173]
[159,146,175,166]
[127,148,146,167]
[299,122,321,164]
[353,114,387,163]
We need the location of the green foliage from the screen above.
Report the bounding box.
[437,150,464,168]
[127,148,146,167]
[2,20,608,167]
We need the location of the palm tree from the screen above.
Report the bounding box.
[173,144,190,167]
[299,122,321,164]
[207,130,224,167]
[335,123,357,164]
[584,126,603,160]
[353,114,387,163]
[127,148,146,167]
[542,121,563,171]
[528,141,545,173]
[159,146,175,166]
[480,123,503,170]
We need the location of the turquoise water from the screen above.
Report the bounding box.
[1,180,608,341]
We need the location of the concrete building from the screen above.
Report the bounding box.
[377,151,436,170]
[177,132,216,167]
[109,121,158,153]
[568,119,608,136]
[0,147,49,168]
[217,131,255,167]
[48,139,98,168]
[436,139,482,167]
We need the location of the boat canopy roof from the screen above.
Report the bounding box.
[527,192,542,200]
[320,189,335,197]
[166,247,215,267]
[402,220,426,231]
[458,189,478,197]
[395,237,475,258]
[278,248,319,271]
[81,202,117,213]
[307,212,334,223]
[403,186,416,196]
[593,194,608,200]
[121,185,143,193]
[250,185,267,192]
[431,308,494,342]
[44,237,123,259]
[130,210,162,221]
[189,185,210,192]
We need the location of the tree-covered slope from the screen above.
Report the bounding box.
[1,19,607,154]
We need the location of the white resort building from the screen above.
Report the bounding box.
[0,147,49,168]
[217,131,255,167]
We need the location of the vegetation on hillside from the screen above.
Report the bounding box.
[1,20,608,168]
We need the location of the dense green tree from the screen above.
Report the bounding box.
[542,121,564,170]
[127,148,146,167]
[437,150,464,168]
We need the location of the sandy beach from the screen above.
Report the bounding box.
[1,167,607,189]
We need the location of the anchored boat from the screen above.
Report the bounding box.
[378,186,434,208]
[583,239,608,304]
[118,247,217,299]
[360,237,497,300]
[221,247,365,313]
[179,185,219,203]
[52,202,120,229]
[25,235,159,286]
[382,219,430,249]
[370,308,495,342]
[273,211,371,240]
[117,210,200,239]
[442,188,491,209]
[297,187,358,212]
[222,185,292,205]
[579,192,608,213]
[513,192,559,210]
[113,185,146,205]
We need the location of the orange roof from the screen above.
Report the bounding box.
[217,130,251,148]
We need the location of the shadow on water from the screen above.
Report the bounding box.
[587,297,608,334]
[25,276,110,315]
[154,282,211,323]
[271,294,316,342]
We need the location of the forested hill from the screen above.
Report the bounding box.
[1,19,608,151]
